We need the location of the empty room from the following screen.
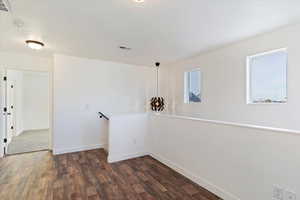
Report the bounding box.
[0,0,299,200]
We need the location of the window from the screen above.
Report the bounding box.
[184,70,201,103]
[247,48,287,104]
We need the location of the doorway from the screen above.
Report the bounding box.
[3,69,50,155]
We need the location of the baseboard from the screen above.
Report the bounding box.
[0,144,4,158]
[15,128,49,137]
[22,128,49,132]
[149,152,240,200]
[53,143,106,155]
[16,128,24,136]
[108,152,148,163]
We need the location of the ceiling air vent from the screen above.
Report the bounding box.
[0,0,10,12]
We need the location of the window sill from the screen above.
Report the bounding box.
[247,102,287,105]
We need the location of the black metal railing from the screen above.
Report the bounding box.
[98,112,109,120]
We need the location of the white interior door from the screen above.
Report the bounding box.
[6,80,15,144]
[0,70,6,157]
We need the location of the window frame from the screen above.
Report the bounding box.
[184,69,202,104]
[246,48,288,105]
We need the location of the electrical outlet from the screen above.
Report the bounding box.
[284,190,296,200]
[273,186,284,200]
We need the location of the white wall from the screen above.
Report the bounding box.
[147,23,300,200]
[22,71,50,131]
[0,51,52,71]
[149,114,300,200]
[162,23,300,130]
[53,54,155,154]
[108,113,148,163]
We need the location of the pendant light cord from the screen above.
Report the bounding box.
[156,66,159,97]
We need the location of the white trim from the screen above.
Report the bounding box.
[184,71,189,103]
[21,128,49,132]
[248,48,287,58]
[149,152,240,200]
[53,143,106,155]
[246,102,288,105]
[184,69,202,104]
[15,128,49,138]
[152,113,300,135]
[0,69,6,158]
[108,152,148,163]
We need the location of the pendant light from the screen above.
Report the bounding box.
[150,62,165,112]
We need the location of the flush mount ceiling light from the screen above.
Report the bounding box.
[133,0,144,3]
[119,46,131,50]
[25,40,44,50]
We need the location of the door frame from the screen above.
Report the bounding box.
[6,78,16,144]
[0,69,7,157]
[1,67,53,157]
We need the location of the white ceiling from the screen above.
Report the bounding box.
[1,0,300,66]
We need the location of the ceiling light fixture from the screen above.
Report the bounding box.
[25,40,44,50]
[119,46,131,50]
[150,62,165,112]
[133,0,144,3]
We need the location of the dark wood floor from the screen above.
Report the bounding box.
[0,149,222,200]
